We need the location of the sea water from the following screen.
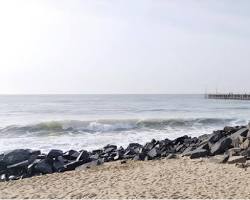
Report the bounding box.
[0,94,249,152]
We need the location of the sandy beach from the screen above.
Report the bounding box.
[0,157,249,199]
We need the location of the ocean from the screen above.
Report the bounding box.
[0,94,249,153]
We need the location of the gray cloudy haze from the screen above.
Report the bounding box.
[0,0,250,94]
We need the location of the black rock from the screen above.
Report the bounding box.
[133,152,146,161]
[90,154,99,160]
[124,149,136,156]
[57,156,68,163]
[76,150,90,163]
[63,150,80,160]
[189,149,208,159]
[47,149,63,159]
[64,160,85,171]
[173,135,189,145]
[147,148,159,159]
[182,146,196,156]
[210,137,232,155]
[208,130,225,144]
[144,142,156,151]
[53,160,65,172]
[8,175,19,181]
[197,141,210,151]
[127,143,143,150]
[7,160,29,169]
[92,149,103,155]
[103,145,117,153]
[37,154,46,159]
[175,144,186,153]
[34,159,53,174]
[1,149,40,166]
[76,159,104,170]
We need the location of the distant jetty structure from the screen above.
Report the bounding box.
[205,93,250,100]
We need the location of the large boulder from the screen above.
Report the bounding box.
[47,149,63,159]
[189,149,208,159]
[63,150,80,160]
[230,128,248,141]
[208,130,225,144]
[147,147,160,160]
[210,137,232,155]
[0,149,40,167]
[53,160,65,172]
[76,150,90,163]
[34,159,53,174]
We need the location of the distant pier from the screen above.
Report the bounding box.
[205,93,250,100]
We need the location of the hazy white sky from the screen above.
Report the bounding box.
[0,0,250,94]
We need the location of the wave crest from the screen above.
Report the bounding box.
[0,118,245,137]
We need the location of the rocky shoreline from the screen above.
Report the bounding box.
[1,124,250,182]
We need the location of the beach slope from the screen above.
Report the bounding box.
[0,158,250,199]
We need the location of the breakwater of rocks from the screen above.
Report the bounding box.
[1,124,250,182]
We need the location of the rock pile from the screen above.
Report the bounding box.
[1,124,250,182]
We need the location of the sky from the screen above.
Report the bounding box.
[0,0,250,94]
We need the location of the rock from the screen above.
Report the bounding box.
[209,155,229,164]
[240,148,250,158]
[90,154,99,160]
[47,149,63,159]
[144,142,155,151]
[197,141,210,151]
[210,137,232,155]
[63,150,80,160]
[127,143,143,150]
[124,149,136,156]
[37,154,46,159]
[64,160,85,171]
[133,153,146,161]
[8,175,19,181]
[227,148,241,157]
[57,156,68,163]
[182,146,196,156]
[175,144,186,152]
[76,150,90,163]
[166,154,177,159]
[1,149,40,166]
[208,130,224,144]
[53,160,65,172]
[227,156,247,164]
[189,149,208,159]
[147,148,159,159]
[173,135,189,145]
[7,160,29,169]
[34,159,53,174]
[103,145,117,154]
[240,138,250,150]
[230,128,248,140]
[76,159,104,170]
[92,149,103,155]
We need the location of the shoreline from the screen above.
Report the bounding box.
[1,124,250,198]
[1,157,250,199]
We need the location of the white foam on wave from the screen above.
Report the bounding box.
[0,117,247,153]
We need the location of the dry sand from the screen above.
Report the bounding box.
[0,157,250,199]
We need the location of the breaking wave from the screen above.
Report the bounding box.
[0,118,246,137]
